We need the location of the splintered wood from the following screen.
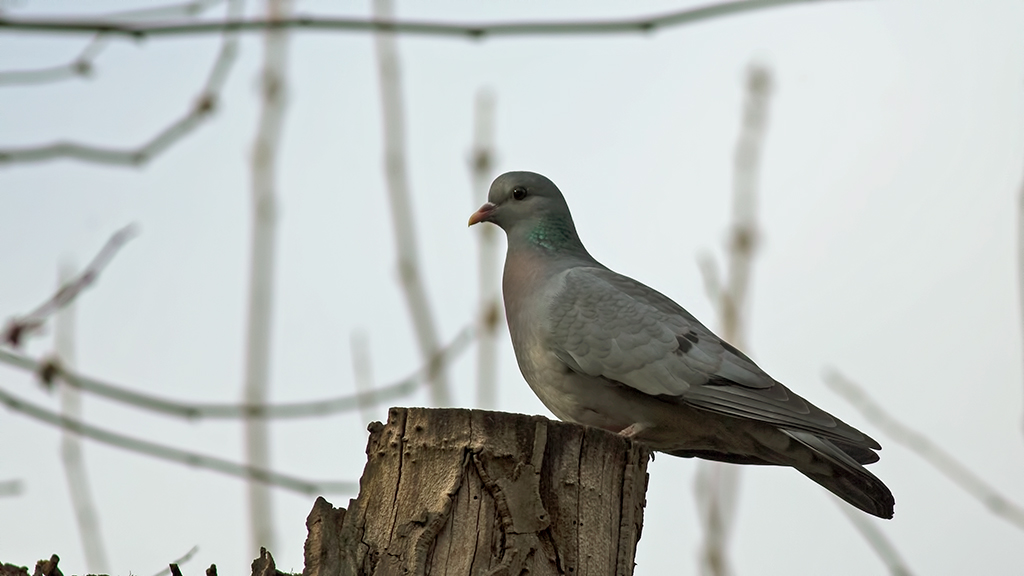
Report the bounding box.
[304,408,650,576]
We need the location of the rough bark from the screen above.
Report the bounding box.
[251,547,296,576]
[0,555,66,576]
[303,407,650,576]
[0,562,28,576]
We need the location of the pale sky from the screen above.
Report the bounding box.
[2,0,1023,574]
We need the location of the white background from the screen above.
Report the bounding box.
[1,0,1023,574]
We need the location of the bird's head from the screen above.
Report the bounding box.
[469,171,583,252]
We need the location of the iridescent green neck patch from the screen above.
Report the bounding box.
[528,216,576,251]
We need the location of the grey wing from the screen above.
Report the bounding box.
[548,267,879,449]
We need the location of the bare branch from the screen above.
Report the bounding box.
[243,0,292,551]
[2,225,137,348]
[825,369,1024,530]
[0,36,107,86]
[470,87,500,409]
[150,546,200,576]
[0,0,225,86]
[0,0,860,39]
[374,0,450,406]
[0,385,356,495]
[694,461,740,576]
[721,64,771,349]
[0,0,243,166]
[0,326,473,420]
[834,500,915,576]
[55,264,110,574]
[0,479,23,497]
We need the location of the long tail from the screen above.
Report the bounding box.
[781,428,895,519]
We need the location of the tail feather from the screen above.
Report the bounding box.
[830,439,880,465]
[781,428,895,519]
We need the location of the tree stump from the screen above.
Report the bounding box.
[304,408,650,576]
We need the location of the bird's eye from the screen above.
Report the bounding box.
[512,187,528,200]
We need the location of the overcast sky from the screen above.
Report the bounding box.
[2,0,1023,574]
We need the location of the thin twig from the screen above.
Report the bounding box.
[825,369,1024,530]
[150,546,199,576]
[55,264,110,574]
[0,385,356,495]
[0,36,108,86]
[2,225,137,348]
[0,0,859,38]
[0,326,473,419]
[374,0,450,406]
[0,479,23,497]
[0,0,225,86]
[834,500,915,576]
[470,87,499,409]
[0,0,243,166]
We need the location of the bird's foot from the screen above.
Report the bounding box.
[618,422,651,440]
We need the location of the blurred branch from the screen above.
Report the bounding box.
[695,63,772,576]
[721,64,771,348]
[469,87,499,409]
[0,0,225,86]
[0,325,473,419]
[2,224,137,348]
[0,479,23,497]
[694,462,739,576]
[0,385,356,495]
[373,0,450,406]
[0,0,858,38]
[151,545,199,576]
[243,0,290,554]
[825,369,1024,530]
[834,500,915,576]
[0,0,244,166]
[349,329,376,426]
[0,37,108,86]
[696,251,722,303]
[55,264,110,574]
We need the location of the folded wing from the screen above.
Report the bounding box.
[548,266,880,451]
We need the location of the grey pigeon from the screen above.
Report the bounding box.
[469,171,895,519]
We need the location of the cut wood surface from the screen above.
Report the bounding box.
[304,407,650,576]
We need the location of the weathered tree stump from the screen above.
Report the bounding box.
[303,408,650,576]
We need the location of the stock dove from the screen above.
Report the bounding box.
[468,171,894,518]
